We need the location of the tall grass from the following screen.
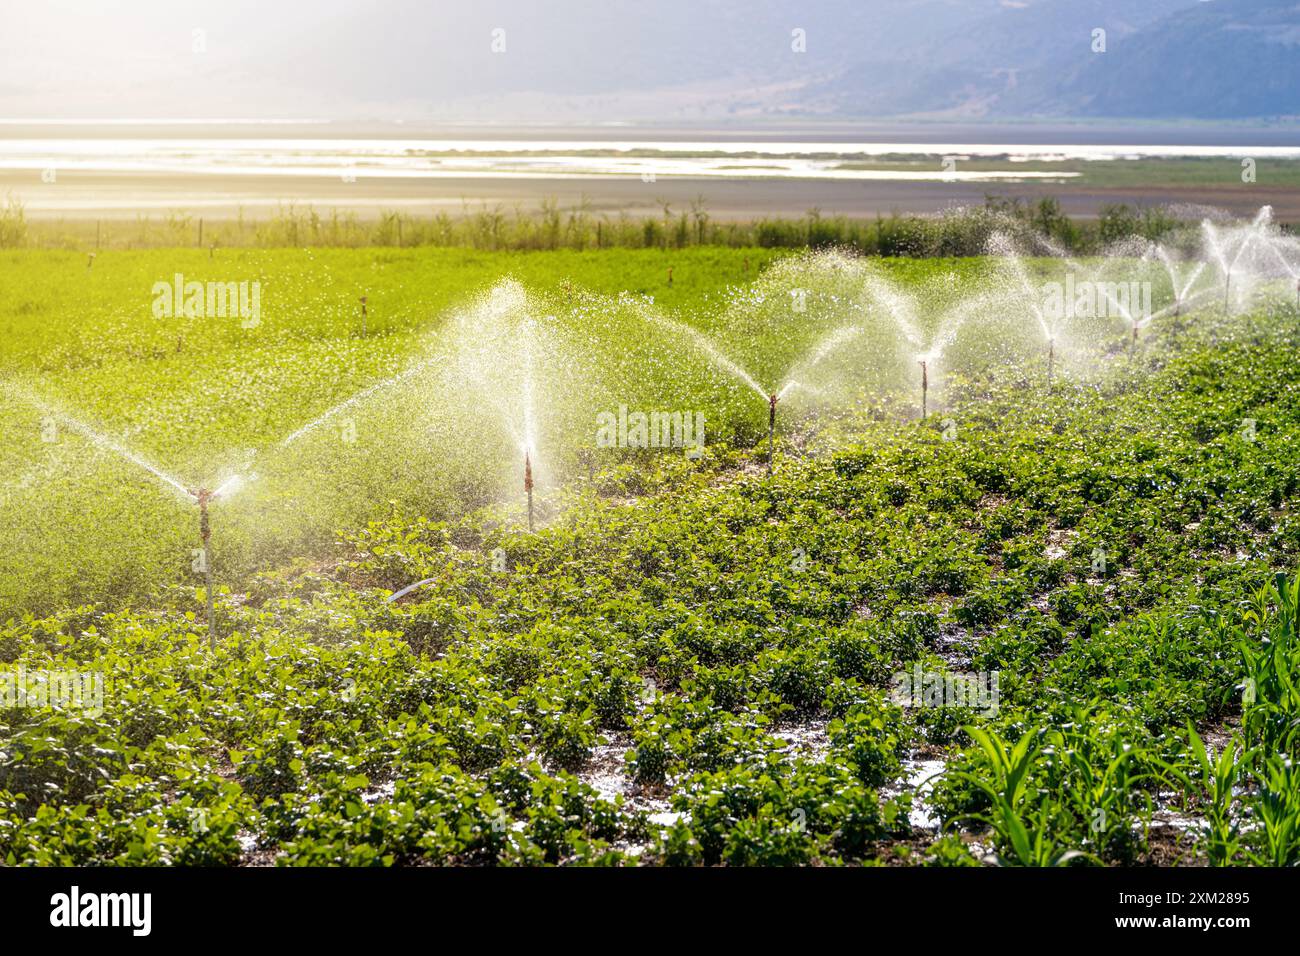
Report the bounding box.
[0,194,27,248]
[17,196,1195,255]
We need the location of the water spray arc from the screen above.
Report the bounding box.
[1,379,260,648]
[1153,246,1208,323]
[987,232,1061,394]
[1259,237,1300,310]
[12,205,1300,628]
[277,357,439,448]
[1206,209,1271,315]
[632,298,868,477]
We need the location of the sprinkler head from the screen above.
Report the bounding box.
[190,487,213,542]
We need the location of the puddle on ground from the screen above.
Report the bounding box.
[898,758,947,830]
[362,781,396,804]
[1043,528,1076,561]
[581,731,674,815]
[771,718,832,762]
[934,625,973,670]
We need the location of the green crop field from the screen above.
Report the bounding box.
[0,246,789,614]
[2,237,1300,867]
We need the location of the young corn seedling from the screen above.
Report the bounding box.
[1248,754,1300,867]
[1238,573,1300,756]
[1053,720,1154,864]
[953,726,1091,866]
[1159,724,1253,867]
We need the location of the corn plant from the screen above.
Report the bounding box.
[1159,725,1253,867]
[1247,754,1300,866]
[1048,713,1155,863]
[952,726,1090,866]
[1239,574,1300,757]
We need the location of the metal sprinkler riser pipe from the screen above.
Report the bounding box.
[919,360,928,420]
[524,451,535,532]
[190,488,217,648]
[767,394,778,475]
[196,489,213,541]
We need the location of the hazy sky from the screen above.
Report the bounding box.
[0,0,1001,121]
[0,0,364,118]
[2,1,1261,125]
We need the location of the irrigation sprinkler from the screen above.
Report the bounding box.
[192,487,217,648]
[918,360,929,420]
[1047,338,1055,389]
[359,295,368,336]
[767,393,778,475]
[86,253,95,271]
[524,450,535,532]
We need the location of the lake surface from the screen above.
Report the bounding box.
[3,123,1298,220]
[2,136,1298,184]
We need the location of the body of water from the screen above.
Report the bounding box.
[2,137,1299,184]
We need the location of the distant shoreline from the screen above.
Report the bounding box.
[5,172,1298,223]
[3,119,1300,145]
[3,124,1298,222]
